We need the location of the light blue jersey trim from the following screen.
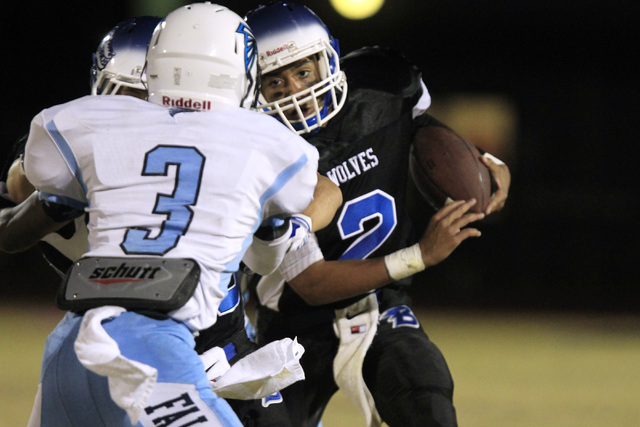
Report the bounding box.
[221,153,310,281]
[38,191,88,210]
[45,120,88,196]
[258,153,310,208]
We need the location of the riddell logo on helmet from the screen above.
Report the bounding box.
[162,96,211,110]
[266,43,291,57]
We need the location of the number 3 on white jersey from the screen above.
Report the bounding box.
[121,145,205,255]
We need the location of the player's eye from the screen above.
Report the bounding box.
[265,77,282,88]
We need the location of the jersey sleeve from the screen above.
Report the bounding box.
[261,134,319,219]
[413,80,432,118]
[334,46,431,145]
[23,109,88,210]
[341,46,426,108]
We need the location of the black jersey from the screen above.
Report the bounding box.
[274,46,428,319]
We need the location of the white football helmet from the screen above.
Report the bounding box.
[90,16,161,96]
[146,3,259,111]
[245,2,347,134]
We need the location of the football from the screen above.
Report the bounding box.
[409,125,491,213]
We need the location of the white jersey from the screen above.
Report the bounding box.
[24,95,318,331]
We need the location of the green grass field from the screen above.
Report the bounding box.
[1,303,639,426]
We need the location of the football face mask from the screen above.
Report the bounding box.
[90,16,161,96]
[246,2,347,134]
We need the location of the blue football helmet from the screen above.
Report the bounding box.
[245,2,347,134]
[90,16,161,95]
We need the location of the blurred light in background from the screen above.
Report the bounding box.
[429,94,518,170]
[127,0,182,17]
[330,0,385,20]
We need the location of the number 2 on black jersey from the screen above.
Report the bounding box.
[121,145,205,255]
[337,189,397,260]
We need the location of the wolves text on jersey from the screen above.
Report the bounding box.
[325,147,379,186]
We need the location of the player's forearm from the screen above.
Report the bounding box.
[289,258,392,306]
[0,192,66,253]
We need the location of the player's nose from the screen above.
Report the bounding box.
[283,77,306,97]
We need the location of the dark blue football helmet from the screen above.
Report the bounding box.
[90,16,161,95]
[245,2,347,134]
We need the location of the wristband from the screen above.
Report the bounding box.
[383,243,426,281]
[483,152,505,165]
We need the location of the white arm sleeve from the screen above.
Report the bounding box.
[279,233,324,282]
[255,234,324,311]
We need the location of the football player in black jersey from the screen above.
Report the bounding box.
[244,3,511,427]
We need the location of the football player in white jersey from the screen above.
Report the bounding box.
[0,4,340,426]
[2,12,339,426]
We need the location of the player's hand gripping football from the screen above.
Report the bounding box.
[419,199,485,267]
[481,153,511,215]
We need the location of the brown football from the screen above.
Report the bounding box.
[409,126,491,213]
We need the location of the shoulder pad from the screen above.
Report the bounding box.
[341,46,423,99]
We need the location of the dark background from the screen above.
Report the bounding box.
[1,1,638,312]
